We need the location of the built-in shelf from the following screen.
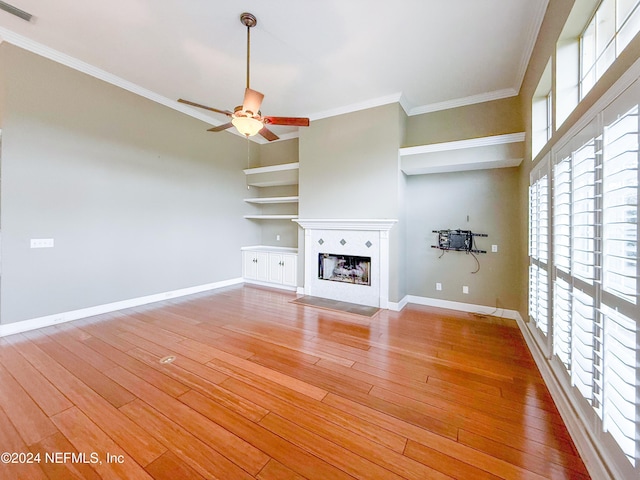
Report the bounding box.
[243,196,299,204]
[243,162,299,223]
[244,162,299,187]
[243,214,299,220]
[399,133,525,175]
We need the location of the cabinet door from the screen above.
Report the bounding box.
[243,251,258,280]
[269,253,284,284]
[256,252,270,282]
[282,253,297,286]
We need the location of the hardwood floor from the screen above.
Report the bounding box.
[0,285,590,479]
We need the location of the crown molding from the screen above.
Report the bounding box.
[408,88,519,116]
[308,92,404,121]
[515,0,550,92]
[0,27,224,126]
[1,27,304,145]
[1,18,535,135]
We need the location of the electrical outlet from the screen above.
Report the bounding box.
[30,238,54,249]
[492,244,498,253]
[276,234,281,241]
[436,282,442,291]
[463,285,469,294]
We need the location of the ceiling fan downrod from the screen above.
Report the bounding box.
[240,12,257,90]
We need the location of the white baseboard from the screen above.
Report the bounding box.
[388,295,409,311]
[402,295,521,320]
[0,277,243,337]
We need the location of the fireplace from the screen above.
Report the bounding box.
[319,253,371,286]
[294,219,397,308]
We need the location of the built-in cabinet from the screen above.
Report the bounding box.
[243,163,299,220]
[243,249,269,282]
[242,246,297,290]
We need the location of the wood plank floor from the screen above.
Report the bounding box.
[0,285,590,479]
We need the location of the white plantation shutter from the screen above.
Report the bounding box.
[571,289,596,403]
[533,78,640,473]
[537,267,549,334]
[539,177,550,265]
[529,176,549,263]
[554,156,572,274]
[553,278,572,370]
[529,182,539,258]
[572,138,598,283]
[601,304,639,466]
[530,167,550,338]
[602,105,638,304]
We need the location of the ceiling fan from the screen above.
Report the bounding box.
[178,12,309,142]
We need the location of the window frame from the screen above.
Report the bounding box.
[530,77,640,476]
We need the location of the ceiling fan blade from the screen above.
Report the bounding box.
[263,116,310,127]
[242,88,264,115]
[259,126,279,142]
[178,99,232,116]
[207,122,234,132]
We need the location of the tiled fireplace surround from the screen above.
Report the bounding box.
[294,219,397,308]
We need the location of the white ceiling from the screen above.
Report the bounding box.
[0,0,548,140]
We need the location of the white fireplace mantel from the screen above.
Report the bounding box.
[294,219,397,231]
[293,219,397,309]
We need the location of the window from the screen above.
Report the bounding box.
[529,165,550,338]
[601,304,638,466]
[546,90,554,142]
[557,0,640,127]
[553,277,572,370]
[531,80,640,473]
[572,138,598,283]
[581,0,640,98]
[602,105,638,303]
[532,59,553,157]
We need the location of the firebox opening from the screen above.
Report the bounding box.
[318,253,371,286]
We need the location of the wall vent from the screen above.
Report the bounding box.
[0,1,32,22]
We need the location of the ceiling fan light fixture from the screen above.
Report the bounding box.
[232,115,263,137]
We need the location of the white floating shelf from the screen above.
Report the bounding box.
[243,215,299,220]
[243,162,299,175]
[243,196,299,204]
[400,133,525,175]
[244,162,299,187]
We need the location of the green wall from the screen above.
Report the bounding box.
[298,103,407,302]
[404,96,524,147]
[405,167,521,309]
[0,44,258,324]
